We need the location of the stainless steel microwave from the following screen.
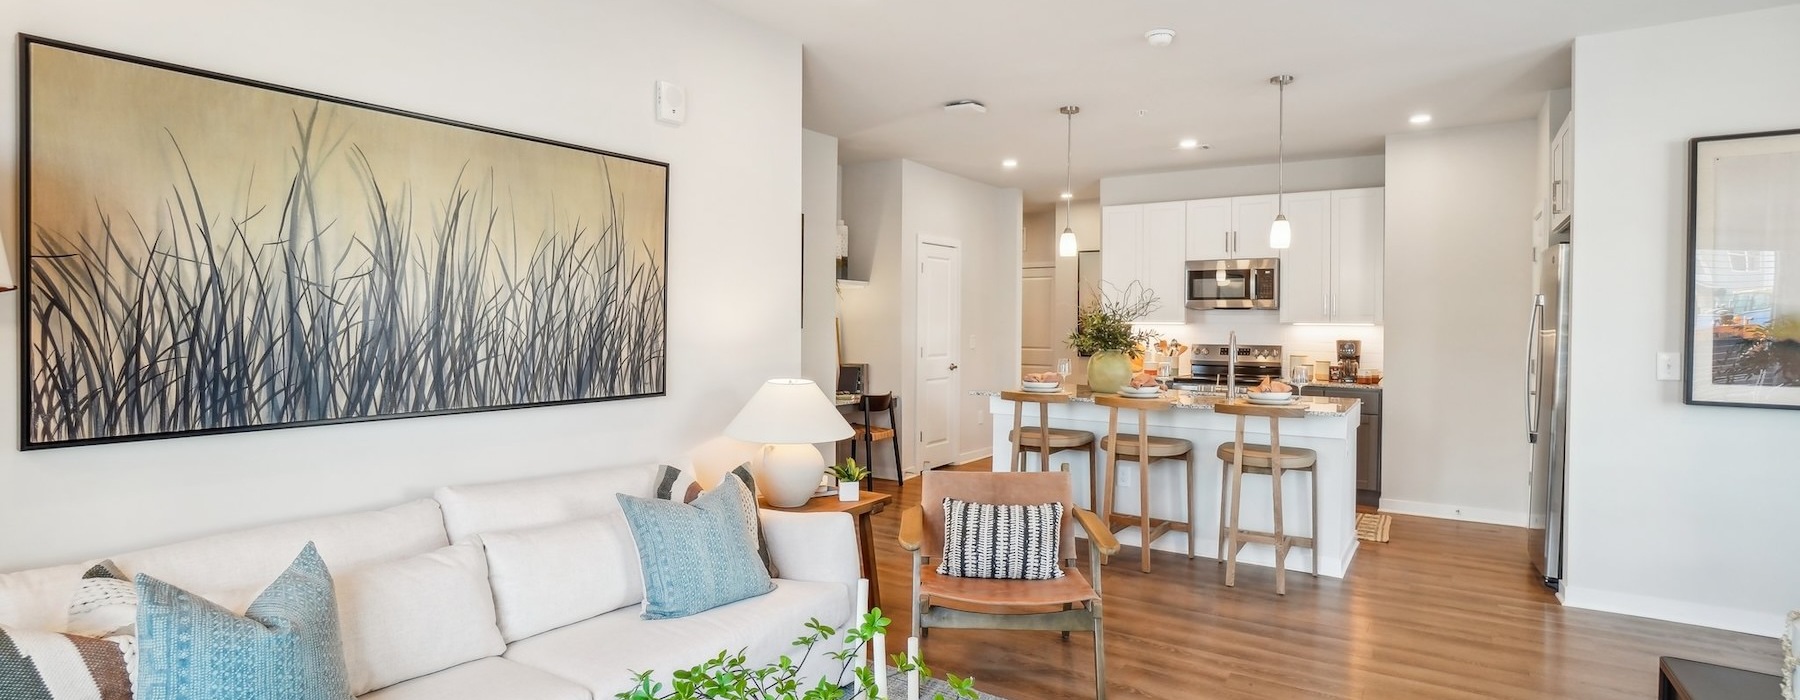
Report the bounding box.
[1185,258,1279,310]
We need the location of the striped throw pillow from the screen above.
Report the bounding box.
[0,626,135,699]
[936,499,1064,580]
[0,560,138,699]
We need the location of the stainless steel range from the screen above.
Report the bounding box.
[1173,343,1285,388]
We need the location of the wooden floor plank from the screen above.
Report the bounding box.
[863,461,1781,699]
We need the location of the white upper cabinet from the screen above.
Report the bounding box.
[1229,195,1281,260]
[1330,188,1385,324]
[1549,120,1573,230]
[1100,205,1143,301]
[1183,198,1233,261]
[1141,202,1187,324]
[1276,191,1333,324]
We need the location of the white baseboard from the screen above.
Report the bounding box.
[1377,498,1527,527]
[1559,584,1785,638]
[955,448,992,465]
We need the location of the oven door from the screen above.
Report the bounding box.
[1186,259,1279,310]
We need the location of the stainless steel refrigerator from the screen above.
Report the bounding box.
[1527,230,1572,589]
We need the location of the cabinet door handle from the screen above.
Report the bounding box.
[1552,180,1563,214]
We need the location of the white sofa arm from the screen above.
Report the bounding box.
[758,510,859,585]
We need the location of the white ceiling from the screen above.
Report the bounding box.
[706,0,1794,206]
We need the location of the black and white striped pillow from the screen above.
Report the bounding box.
[937,498,1064,580]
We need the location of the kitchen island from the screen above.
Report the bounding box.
[979,387,1362,578]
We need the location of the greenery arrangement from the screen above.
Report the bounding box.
[830,458,870,484]
[1067,282,1161,358]
[617,609,978,700]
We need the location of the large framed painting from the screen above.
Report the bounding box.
[18,36,668,449]
[1685,128,1800,409]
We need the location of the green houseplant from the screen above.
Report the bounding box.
[1067,282,1160,394]
[617,609,978,700]
[830,459,870,502]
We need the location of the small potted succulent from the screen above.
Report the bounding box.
[1067,282,1161,394]
[831,459,869,502]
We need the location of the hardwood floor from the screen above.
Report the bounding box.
[865,461,1781,699]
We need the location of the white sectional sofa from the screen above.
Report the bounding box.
[0,463,861,699]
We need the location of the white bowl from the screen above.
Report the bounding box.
[1021,381,1061,392]
[1118,387,1162,398]
[1246,391,1296,402]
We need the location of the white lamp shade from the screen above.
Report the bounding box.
[725,378,853,444]
[1269,215,1292,250]
[0,226,15,291]
[1057,228,1078,257]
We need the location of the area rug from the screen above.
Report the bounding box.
[1356,512,1392,543]
[876,667,1009,700]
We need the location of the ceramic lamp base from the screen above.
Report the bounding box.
[755,443,827,507]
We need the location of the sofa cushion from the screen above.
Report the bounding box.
[0,624,136,699]
[435,465,659,544]
[0,565,90,632]
[115,499,449,616]
[617,478,774,620]
[478,514,643,643]
[502,578,852,697]
[357,657,591,700]
[135,543,352,700]
[336,544,506,695]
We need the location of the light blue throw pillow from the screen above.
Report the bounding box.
[135,542,352,700]
[618,476,776,620]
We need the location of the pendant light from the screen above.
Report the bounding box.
[1057,106,1080,258]
[1269,75,1294,250]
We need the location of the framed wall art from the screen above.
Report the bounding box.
[18,36,669,449]
[1685,127,1800,409]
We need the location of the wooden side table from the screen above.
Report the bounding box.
[1658,657,1781,700]
[765,491,894,608]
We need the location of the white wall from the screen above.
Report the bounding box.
[1565,4,1800,637]
[1383,121,1537,526]
[1100,155,1386,206]
[839,160,1022,475]
[802,129,841,461]
[0,0,801,570]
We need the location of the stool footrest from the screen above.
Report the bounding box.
[1220,528,1314,549]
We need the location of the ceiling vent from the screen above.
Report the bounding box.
[943,100,987,115]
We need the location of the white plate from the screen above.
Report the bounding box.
[1021,381,1061,391]
[1022,385,1062,394]
[1118,388,1162,398]
[1246,396,1300,406]
[1246,391,1296,401]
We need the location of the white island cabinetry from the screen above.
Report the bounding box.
[984,393,1363,578]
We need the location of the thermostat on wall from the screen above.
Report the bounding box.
[655,80,686,125]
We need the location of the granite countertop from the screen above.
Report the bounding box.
[973,387,1359,416]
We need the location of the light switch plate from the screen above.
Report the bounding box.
[655,80,686,125]
[1656,352,1681,381]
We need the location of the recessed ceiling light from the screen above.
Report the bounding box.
[1061,191,1073,200]
[1001,158,1018,169]
[1409,113,1433,125]
[1178,138,1201,150]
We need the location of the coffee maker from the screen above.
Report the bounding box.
[1335,339,1362,383]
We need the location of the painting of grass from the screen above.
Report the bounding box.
[19,38,668,448]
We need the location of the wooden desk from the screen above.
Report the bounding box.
[1657,657,1781,700]
[766,491,893,609]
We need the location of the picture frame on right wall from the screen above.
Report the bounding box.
[1685,128,1800,410]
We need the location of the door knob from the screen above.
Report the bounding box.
[949,363,959,371]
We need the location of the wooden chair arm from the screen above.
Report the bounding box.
[898,506,925,552]
[1072,508,1120,557]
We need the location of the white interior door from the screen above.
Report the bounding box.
[917,241,962,472]
[1021,265,1055,375]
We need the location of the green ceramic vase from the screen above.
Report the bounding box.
[1087,350,1132,394]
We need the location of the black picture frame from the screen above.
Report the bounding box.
[1683,126,1800,410]
[12,34,676,448]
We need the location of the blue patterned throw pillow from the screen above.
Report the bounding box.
[134,542,352,700]
[618,476,776,620]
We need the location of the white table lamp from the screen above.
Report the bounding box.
[724,378,854,507]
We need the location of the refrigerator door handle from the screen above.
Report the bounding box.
[1526,294,1544,440]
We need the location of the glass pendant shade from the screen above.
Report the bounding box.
[1057,228,1078,257]
[1269,214,1292,250]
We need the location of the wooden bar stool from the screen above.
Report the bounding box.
[1001,391,1100,509]
[1094,394,1196,574]
[1214,400,1318,595]
[849,393,903,495]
